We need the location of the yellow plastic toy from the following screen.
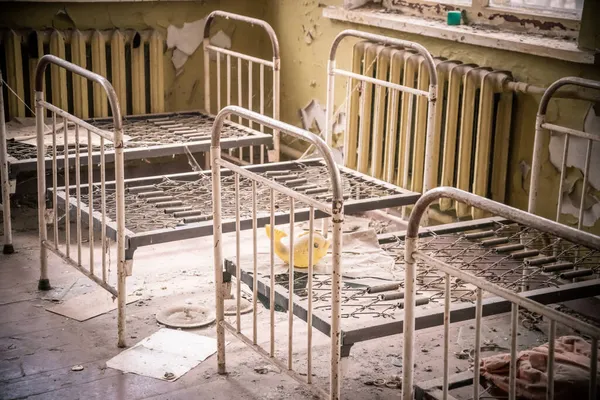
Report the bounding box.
[265,224,331,268]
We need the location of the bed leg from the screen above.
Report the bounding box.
[117,247,135,348]
[222,270,233,300]
[340,344,353,379]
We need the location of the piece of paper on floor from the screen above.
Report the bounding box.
[46,289,140,321]
[106,328,217,381]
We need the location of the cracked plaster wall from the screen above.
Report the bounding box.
[264,0,600,233]
[0,0,271,113]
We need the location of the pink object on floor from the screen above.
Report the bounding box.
[480,336,600,400]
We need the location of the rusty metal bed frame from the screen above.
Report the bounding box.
[220,68,600,399]
[1,10,279,253]
[403,78,600,400]
[224,188,600,399]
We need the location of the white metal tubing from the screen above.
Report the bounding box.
[206,45,273,68]
[36,91,49,290]
[75,125,82,266]
[51,115,58,248]
[63,116,71,258]
[252,180,258,344]
[329,30,437,86]
[473,288,483,399]
[269,187,275,357]
[237,57,243,125]
[100,136,107,282]
[443,273,450,400]
[0,73,14,254]
[542,122,600,142]
[248,61,254,162]
[333,68,428,98]
[203,38,211,113]
[325,60,336,148]
[35,54,126,347]
[203,10,281,163]
[39,101,113,141]
[402,236,417,400]
[87,128,94,275]
[216,158,330,215]
[288,197,294,370]
[235,173,241,333]
[260,64,265,163]
[273,57,281,162]
[211,144,226,374]
[217,54,222,112]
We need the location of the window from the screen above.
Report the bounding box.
[373,0,584,40]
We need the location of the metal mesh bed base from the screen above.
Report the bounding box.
[6,111,271,174]
[225,217,600,356]
[53,158,420,254]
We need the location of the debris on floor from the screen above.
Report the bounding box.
[106,328,218,381]
[481,335,600,400]
[46,288,141,322]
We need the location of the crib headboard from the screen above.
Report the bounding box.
[203,11,280,163]
[529,77,600,233]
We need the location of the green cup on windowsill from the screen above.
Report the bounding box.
[447,11,462,26]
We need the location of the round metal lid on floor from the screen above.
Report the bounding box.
[156,305,216,329]
[223,298,253,316]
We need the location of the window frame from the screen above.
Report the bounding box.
[380,0,581,39]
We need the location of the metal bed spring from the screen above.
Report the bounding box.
[225,214,600,359]
[402,188,600,400]
[211,106,345,400]
[4,10,280,177]
[529,77,600,231]
[5,111,268,162]
[50,156,418,298]
[33,55,128,348]
[77,159,410,233]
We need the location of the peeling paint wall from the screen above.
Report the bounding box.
[265,0,600,233]
[0,0,271,113]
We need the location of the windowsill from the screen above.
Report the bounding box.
[323,6,597,65]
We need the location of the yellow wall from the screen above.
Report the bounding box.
[265,0,600,232]
[1,0,598,231]
[0,0,271,113]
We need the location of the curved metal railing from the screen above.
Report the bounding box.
[402,187,600,400]
[211,105,344,399]
[35,54,127,347]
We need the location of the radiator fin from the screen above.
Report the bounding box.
[1,28,165,120]
[346,41,515,220]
